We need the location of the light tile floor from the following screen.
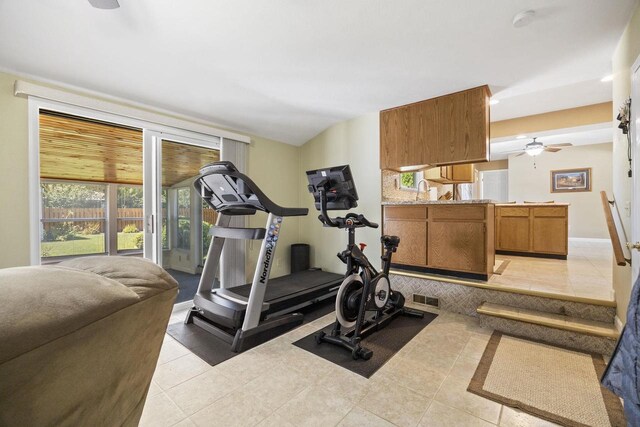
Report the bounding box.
[141,306,561,427]
[488,239,614,301]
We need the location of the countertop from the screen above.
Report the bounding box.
[495,203,570,207]
[381,199,496,205]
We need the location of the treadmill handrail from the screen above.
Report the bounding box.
[194,161,308,217]
[209,226,266,240]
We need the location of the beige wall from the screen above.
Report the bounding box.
[611,4,640,322]
[475,159,508,172]
[508,143,613,239]
[0,73,30,268]
[0,71,300,279]
[298,113,382,273]
[491,102,612,139]
[245,135,301,280]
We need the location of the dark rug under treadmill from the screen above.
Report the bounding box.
[230,269,343,301]
[293,310,437,378]
[167,297,336,367]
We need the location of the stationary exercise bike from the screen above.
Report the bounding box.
[306,166,424,360]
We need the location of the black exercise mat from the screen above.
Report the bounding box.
[167,296,336,367]
[293,310,437,378]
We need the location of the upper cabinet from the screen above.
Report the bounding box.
[380,85,491,170]
[423,164,475,184]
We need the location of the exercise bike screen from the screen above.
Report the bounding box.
[306,165,359,210]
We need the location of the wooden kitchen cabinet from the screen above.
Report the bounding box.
[380,85,491,170]
[382,203,495,279]
[384,220,427,266]
[532,217,567,255]
[383,205,428,266]
[440,164,475,183]
[428,221,487,273]
[436,86,490,166]
[495,204,568,258]
[496,217,530,252]
[422,164,475,184]
[380,102,437,171]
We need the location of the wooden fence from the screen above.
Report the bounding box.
[42,207,217,233]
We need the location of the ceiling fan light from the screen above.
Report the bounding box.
[88,0,120,9]
[526,147,544,156]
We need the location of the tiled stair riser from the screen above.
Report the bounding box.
[478,314,617,355]
[391,274,616,324]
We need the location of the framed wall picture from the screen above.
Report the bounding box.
[550,168,592,193]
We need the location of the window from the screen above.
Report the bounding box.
[176,187,191,250]
[116,185,144,252]
[399,172,424,190]
[40,182,107,258]
[400,172,416,189]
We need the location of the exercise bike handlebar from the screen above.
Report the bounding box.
[317,189,378,229]
[345,213,378,229]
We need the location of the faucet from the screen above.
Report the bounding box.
[415,179,430,202]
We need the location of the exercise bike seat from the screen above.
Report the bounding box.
[381,235,400,249]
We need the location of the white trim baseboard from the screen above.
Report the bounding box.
[614,315,624,332]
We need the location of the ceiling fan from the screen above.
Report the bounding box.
[511,137,572,157]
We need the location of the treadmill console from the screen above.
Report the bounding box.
[196,162,264,215]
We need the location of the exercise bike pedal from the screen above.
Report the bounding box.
[315,331,326,345]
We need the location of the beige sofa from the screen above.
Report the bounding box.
[0,256,178,427]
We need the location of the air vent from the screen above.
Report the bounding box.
[413,294,426,305]
[413,293,440,308]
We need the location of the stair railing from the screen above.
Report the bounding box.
[600,191,631,266]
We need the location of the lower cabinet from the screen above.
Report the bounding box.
[382,204,494,279]
[495,207,530,252]
[496,205,568,257]
[428,221,486,273]
[384,220,427,266]
[532,217,567,255]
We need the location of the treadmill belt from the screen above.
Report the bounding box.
[230,269,343,301]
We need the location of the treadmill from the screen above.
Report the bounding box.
[185,161,343,352]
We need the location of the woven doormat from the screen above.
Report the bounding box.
[468,332,625,427]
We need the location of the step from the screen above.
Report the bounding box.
[392,269,617,308]
[477,302,619,339]
[477,302,619,355]
[391,271,617,324]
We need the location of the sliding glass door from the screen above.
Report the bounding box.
[33,104,221,305]
[143,132,220,303]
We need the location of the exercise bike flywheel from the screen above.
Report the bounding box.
[371,275,391,309]
[335,274,363,328]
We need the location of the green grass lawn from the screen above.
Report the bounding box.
[41,232,143,258]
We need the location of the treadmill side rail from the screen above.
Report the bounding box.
[196,214,231,294]
[242,213,282,331]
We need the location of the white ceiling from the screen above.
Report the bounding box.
[0,0,635,145]
[490,123,613,160]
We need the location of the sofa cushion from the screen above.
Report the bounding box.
[0,265,143,364]
[58,256,178,300]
